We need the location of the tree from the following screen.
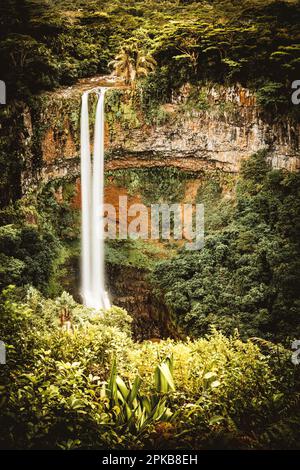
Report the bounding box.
[152,152,300,342]
[109,45,157,87]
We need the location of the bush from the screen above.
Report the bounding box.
[0,224,61,293]
[1,287,299,449]
[152,152,300,341]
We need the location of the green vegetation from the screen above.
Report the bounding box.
[109,45,157,87]
[1,286,299,449]
[0,223,60,294]
[153,152,300,342]
[0,176,80,298]
[106,167,195,204]
[106,239,172,271]
[1,0,299,112]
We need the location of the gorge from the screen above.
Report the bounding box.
[17,77,299,326]
[6,76,300,338]
[1,0,300,452]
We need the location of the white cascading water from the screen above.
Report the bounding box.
[80,88,111,310]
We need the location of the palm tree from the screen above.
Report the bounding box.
[109,46,156,87]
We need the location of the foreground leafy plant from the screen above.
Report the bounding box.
[102,356,175,434]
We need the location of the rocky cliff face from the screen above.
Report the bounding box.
[21,77,299,192]
[106,84,300,173]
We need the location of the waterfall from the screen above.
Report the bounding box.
[80,92,91,306]
[80,88,111,310]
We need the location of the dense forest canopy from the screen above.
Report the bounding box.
[1,0,300,111]
[153,152,300,342]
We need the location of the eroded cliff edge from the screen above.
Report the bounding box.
[20,77,299,191]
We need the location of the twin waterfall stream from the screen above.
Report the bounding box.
[80,88,110,310]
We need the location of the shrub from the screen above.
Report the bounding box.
[152,152,300,341]
[0,289,299,449]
